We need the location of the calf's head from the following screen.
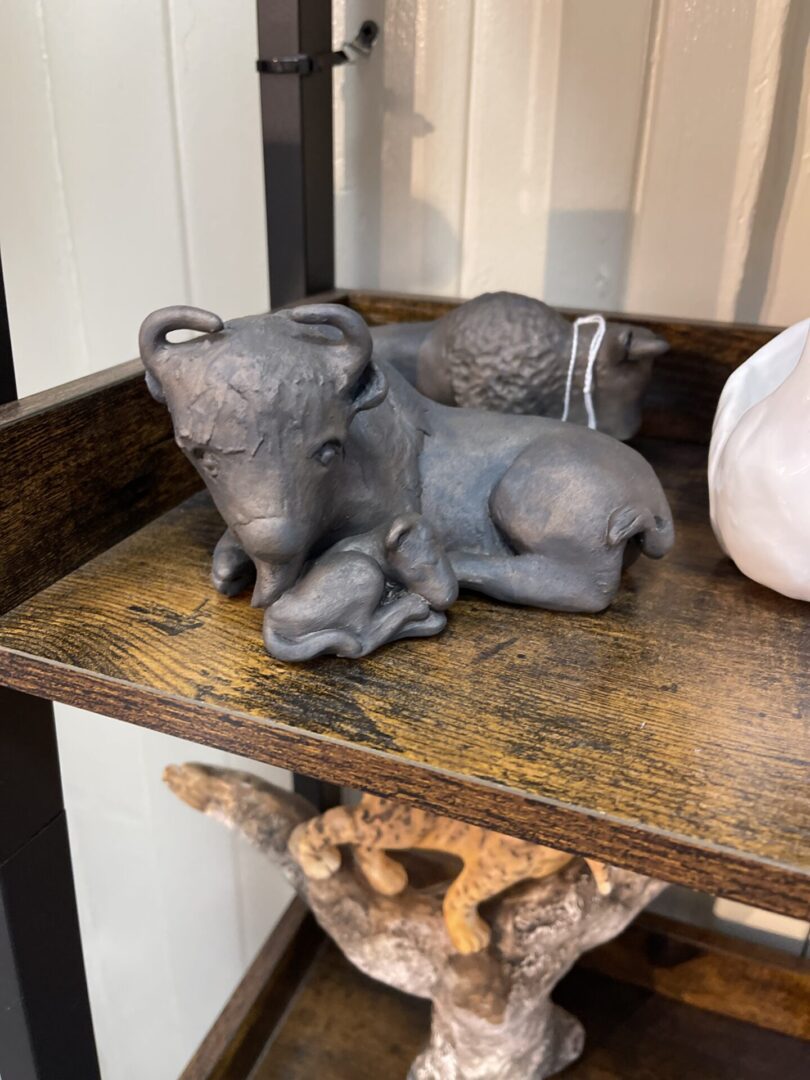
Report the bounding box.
[139,303,388,605]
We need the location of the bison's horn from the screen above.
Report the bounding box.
[288,304,372,372]
[139,305,224,371]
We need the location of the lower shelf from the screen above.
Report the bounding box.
[187,903,810,1080]
[252,943,809,1080]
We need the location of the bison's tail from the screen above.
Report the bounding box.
[607,504,675,559]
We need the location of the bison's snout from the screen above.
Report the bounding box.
[235,517,308,563]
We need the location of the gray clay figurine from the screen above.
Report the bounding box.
[139,303,674,661]
[370,291,670,440]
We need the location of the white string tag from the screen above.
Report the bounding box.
[561,314,607,430]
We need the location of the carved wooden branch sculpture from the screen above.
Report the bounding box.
[165,763,663,1079]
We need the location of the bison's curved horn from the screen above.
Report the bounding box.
[138,306,224,371]
[288,304,372,371]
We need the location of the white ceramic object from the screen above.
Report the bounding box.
[709,317,810,601]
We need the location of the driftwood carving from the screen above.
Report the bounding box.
[165,763,662,1079]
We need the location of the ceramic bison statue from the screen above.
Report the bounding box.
[371,291,669,440]
[139,303,674,661]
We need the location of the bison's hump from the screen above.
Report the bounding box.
[438,292,573,415]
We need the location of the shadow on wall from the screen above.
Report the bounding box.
[543,209,633,313]
[735,0,810,323]
[335,0,461,296]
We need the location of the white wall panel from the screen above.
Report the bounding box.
[38,0,190,370]
[460,0,562,299]
[335,0,474,295]
[740,0,810,327]
[0,0,88,394]
[166,0,269,317]
[624,0,758,319]
[543,0,654,310]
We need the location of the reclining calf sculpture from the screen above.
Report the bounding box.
[139,303,674,660]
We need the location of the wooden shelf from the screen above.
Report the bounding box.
[0,436,807,915]
[231,937,810,1080]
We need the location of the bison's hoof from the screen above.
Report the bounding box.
[211,553,256,596]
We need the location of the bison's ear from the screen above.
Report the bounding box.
[618,326,670,361]
[145,371,166,403]
[347,359,388,415]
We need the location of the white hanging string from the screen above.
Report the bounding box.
[560,314,607,429]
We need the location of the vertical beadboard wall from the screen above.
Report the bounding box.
[334,0,808,325]
[1,3,809,1079]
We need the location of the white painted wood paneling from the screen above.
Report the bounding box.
[460,0,563,299]
[166,0,269,317]
[541,0,654,309]
[0,0,89,393]
[624,0,759,319]
[715,0,791,321]
[742,0,810,326]
[37,0,190,371]
[335,0,474,295]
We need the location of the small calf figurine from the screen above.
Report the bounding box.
[289,794,611,954]
[264,515,457,660]
[139,302,673,660]
[371,291,669,440]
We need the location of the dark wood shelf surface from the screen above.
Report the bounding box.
[249,941,810,1080]
[0,438,808,915]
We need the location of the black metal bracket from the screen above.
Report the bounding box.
[257,18,378,76]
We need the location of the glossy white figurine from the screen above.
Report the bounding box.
[709,318,810,601]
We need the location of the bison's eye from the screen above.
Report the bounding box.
[313,440,341,467]
[191,447,219,478]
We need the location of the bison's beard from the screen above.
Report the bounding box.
[251,557,305,608]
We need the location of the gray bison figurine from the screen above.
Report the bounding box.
[370,291,669,440]
[139,303,674,661]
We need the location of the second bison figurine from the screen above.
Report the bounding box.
[139,303,674,661]
[371,291,670,440]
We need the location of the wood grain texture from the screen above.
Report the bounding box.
[0,358,200,614]
[0,440,807,916]
[251,943,428,1080]
[248,941,810,1080]
[180,899,320,1080]
[581,913,810,1039]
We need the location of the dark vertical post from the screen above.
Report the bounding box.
[0,251,100,1079]
[257,1,340,811]
[256,0,335,306]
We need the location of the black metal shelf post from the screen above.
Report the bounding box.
[0,252,100,1079]
[256,0,336,307]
